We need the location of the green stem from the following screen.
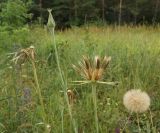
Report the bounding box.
[121,113,132,132]
[31,60,48,131]
[61,107,64,133]
[136,113,141,133]
[92,83,99,133]
[149,108,154,129]
[51,30,77,133]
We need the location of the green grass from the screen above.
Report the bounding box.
[0,25,160,133]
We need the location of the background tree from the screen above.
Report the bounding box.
[0,0,32,28]
[0,0,160,27]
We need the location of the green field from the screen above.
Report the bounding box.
[0,26,160,133]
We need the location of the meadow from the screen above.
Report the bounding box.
[0,25,160,133]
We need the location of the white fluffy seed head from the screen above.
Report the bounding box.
[123,89,150,113]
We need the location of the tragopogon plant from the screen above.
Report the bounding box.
[72,55,117,133]
[12,46,35,64]
[11,46,50,132]
[123,89,151,132]
[47,9,78,133]
[72,55,116,85]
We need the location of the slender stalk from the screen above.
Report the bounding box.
[149,108,154,129]
[121,113,132,132]
[136,113,141,133]
[92,83,99,133]
[31,60,47,130]
[61,107,64,133]
[50,30,77,133]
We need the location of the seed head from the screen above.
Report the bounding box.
[73,56,111,81]
[123,89,150,113]
[12,46,36,64]
[67,89,76,105]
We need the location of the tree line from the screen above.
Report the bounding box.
[0,0,160,28]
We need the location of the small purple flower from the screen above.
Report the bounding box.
[115,128,120,133]
[21,87,32,104]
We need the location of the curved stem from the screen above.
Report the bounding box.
[92,83,99,133]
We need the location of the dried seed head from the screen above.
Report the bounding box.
[73,56,111,81]
[12,46,36,65]
[67,89,76,104]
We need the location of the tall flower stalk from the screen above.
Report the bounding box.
[11,46,49,132]
[47,9,77,133]
[92,83,99,133]
[73,56,117,133]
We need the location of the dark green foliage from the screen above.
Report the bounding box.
[0,0,32,28]
[0,0,160,26]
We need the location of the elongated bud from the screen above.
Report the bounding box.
[47,9,56,33]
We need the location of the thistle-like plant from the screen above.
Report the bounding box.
[72,55,117,133]
[12,46,35,64]
[72,55,116,85]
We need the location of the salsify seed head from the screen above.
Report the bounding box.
[123,89,150,113]
[73,56,111,81]
[12,46,36,64]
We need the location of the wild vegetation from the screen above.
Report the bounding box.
[0,1,160,132]
[0,24,160,132]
